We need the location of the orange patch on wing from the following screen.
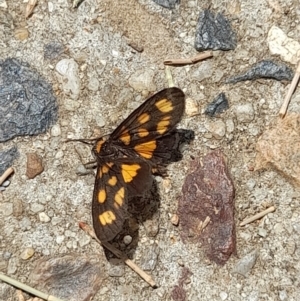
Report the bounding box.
[102,162,114,174]
[99,210,116,225]
[98,189,106,203]
[157,118,170,134]
[121,164,141,182]
[138,113,150,124]
[155,98,173,113]
[120,131,131,145]
[108,176,117,186]
[134,140,157,159]
[114,187,125,208]
[137,128,149,137]
[95,139,105,154]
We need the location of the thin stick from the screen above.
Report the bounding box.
[240,206,276,226]
[164,51,213,66]
[79,222,157,288]
[0,167,14,186]
[279,62,300,118]
[0,273,65,301]
[165,66,174,88]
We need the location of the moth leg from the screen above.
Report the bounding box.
[65,138,99,145]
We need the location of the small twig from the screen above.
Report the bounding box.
[164,51,213,66]
[165,66,174,88]
[240,206,276,226]
[0,273,65,301]
[279,62,300,118]
[79,222,157,288]
[25,0,38,19]
[0,167,14,186]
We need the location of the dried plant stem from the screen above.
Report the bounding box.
[79,222,157,288]
[0,167,14,186]
[0,273,65,301]
[279,62,300,118]
[164,51,213,66]
[165,66,174,88]
[240,206,276,226]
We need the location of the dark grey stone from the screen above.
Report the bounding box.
[226,60,294,83]
[205,93,229,117]
[0,58,58,142]
[195,10,237,51]
[43,41,65,61]
[152,0,180,9]
[0,146,19,175]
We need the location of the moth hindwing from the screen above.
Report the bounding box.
[91,87,185,242]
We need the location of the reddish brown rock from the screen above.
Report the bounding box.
[255,113,300,187]
[177,150,236,265]
[26,153,44,179]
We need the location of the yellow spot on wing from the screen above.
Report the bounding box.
[120,131,131,145]
[138,113,150,124]
[121,164,141,182]
[114,187,125,208]
[138,128,149,137]
[155,98,173,113]
[99,211,116,225]
[157,118,170,134]
[102,162,114,174]
[98,189,106,203]
[134,140,157,159]
[108,176,117,186]
[95,139,105,154]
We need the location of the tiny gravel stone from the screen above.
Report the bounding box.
[226,119,235,133]
[51,124,61,137]
[123,235,132,245]
[128,69,156,92]
[7,257,18,274]
[171,214,179,226]
[88,77,100,91]
[20,247,35,260]
[19,217,32,230]
[14,28,29,40]
[143,211,159,237]
[39,212,50,223]
[185,97,199,116]
[55,58,80,99]
[0,202,13,216]
[56,235,65,244]
[140,244,160,271]
[232,250,258,277]
[257,227,267,237]
[246,179,256,191]
[30,203,45,213]
[205,119,226,139]
[1,180,10,187]
[44,41,65,61]
[0,260,7,272]
[26,153,44,179]
[235,104,255,123]
[108,259,125,277]
[279,290,288,301]
[273,223,285,234]
[205,93,229,117]
[220,291,228,300]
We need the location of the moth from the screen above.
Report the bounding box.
[74,87,186,242]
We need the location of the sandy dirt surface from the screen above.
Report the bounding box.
[1,0,300,300]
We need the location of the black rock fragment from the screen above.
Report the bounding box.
[44,41,65,61]
[0,146,19,175]
[0,58,58,142]
[205,93,229,117]
[226,60,294,83]
[152,0,180,9]
[195,10,237,51]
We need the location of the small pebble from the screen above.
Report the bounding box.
[185,97,199,116]
[171,214,179,226]
[20,247,35,260]
[14,28,29,40]
[220,291,228,300]
[257,227,267,237]
[39,212,50,223]
[26,153,44,179]
[232,249,258,277]
[51,124,61,137]
[123,235,132,245]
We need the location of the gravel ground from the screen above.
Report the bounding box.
[1,0,300,300]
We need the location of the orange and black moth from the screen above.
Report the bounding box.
[89,87,185,242]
